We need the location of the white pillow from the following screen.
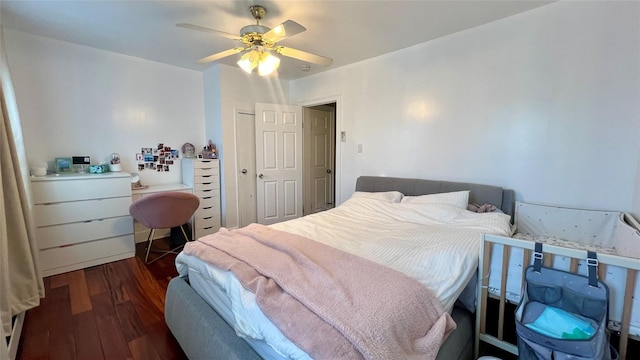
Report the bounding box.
[400,190,470,209]
[350,191,404,203]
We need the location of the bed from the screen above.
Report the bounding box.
[165,176,516,360]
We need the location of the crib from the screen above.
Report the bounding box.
[476,202,640,359]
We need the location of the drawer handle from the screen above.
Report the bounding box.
[201,190,212,193]
[84,219,105,223]
[202,196,213,200]
[203,226,213,230]
[203,206,212,210]
[203,216,213,220]
[201,182,212,185]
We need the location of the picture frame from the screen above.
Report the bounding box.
[55,157,73,173]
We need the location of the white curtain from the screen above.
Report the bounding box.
[0,28,44,342]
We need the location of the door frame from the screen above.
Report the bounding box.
[299,95,342,207]
[233,110,257,228]
[232,96,341,227]
[303,105,336,215]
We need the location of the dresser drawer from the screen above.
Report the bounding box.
[32,176,131,204]
[38,234,135,274]
[194,180,220,191]
[199,196,219,209]
[34,197,131,226]
[200,205,220,217]
[194,213,220,227]
[194,167,220,177]
[37,216,132,249]
[195,207,220,220]
[194,159,219,169]
[194,189,219,199]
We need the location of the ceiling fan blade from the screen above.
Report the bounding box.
[275,46,333,67]
[197,47,245,64]
[263,20,306,43]
[176,23,240,40]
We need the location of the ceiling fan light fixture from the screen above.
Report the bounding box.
[182,4,332,75]
[237,50,260,73]
[258,52,280,76]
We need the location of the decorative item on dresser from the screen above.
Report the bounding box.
[181,158,221,239]
[30,172,135,276]
[131,183,193,243]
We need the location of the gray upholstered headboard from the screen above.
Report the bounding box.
[355,176,515,218]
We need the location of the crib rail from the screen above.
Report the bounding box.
[475,234,640,360]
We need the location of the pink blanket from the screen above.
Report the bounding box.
[183,223,456,360]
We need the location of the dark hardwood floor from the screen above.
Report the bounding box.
[17,240,187,360]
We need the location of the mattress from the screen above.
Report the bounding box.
[176,195,513,358]
[164,276,475,360]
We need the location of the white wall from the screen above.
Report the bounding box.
[4,30,206,185]
[203,64,289,228]
[290,1,640,216]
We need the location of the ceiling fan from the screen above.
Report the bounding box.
[177,5,333,75]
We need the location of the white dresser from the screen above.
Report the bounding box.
[181,159,221,239]
[131,183,193,243]
[31,172,135,276]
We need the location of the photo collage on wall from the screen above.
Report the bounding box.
[135,143,179,172]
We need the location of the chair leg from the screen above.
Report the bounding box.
[144,228,156,264]
[180,224,191,242]
[144,226,189,265]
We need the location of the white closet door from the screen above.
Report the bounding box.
[255,103,303,225]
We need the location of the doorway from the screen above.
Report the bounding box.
[303,104,336,215]
[235,102,337,227]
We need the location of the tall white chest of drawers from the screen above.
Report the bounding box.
[181,159,221,239]
[31,172,135,276]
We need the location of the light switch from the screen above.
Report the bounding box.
[341,131,346,142]
[357,144,363,153]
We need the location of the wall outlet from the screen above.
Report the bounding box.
[341,131,346,142]
[357,144,363,153]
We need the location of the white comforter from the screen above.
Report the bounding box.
[176,197,512,359]
[270,197,512,312]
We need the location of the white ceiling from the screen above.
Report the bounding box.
[0,0,553,80]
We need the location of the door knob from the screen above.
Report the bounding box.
[258,173,264,179]
[326,169,332,174]
[241,169,248,174]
